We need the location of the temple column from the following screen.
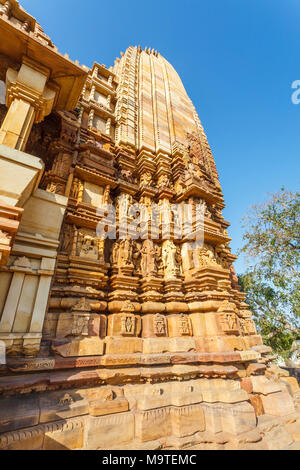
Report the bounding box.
[0,57,60,266]
[0,57,57,151]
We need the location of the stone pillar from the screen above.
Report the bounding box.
[90,85,96,101]
[0,57,57,151]
[88,109,94,129]
[0,190,68,356]
[106,118,111,136]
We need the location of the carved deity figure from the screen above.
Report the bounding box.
[61,224,73,253]
[230,264,241,291]
[154,314,167,336]
[245,318,257,335]
[197,244,217,268]
[78,231,99,259]
[140,172,152,186]
[220,312,238,333]
[132,241,142,275]
[162,240,178,279]
[47,181,65,195]
[119,238,133,266]
[178,314,192,336]
[118,194,132,219]
[158,174,170,188]
[111,241,120,266]
[140,239,157,278]
[154,245,163,275]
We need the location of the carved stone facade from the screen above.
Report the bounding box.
[0,2,299,451]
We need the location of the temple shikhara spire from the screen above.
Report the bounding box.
[0,1,299,451]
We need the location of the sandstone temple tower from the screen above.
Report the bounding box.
[0,1,299,450]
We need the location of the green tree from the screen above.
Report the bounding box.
[239,189,300,357]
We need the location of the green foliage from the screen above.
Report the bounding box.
[239,189,300,356]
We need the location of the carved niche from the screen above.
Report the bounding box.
[77,229,103,261]
[178,314,193,336]
[220,312,239,334]
[121,314,136,336]
[153,314,168,336]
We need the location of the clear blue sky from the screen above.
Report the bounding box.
[21,0,300,273]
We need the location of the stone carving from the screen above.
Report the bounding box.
[52,153,72,178]
[77,230,100,260]
[121,300,135,313]
[244,318,257,335]
[158,174,170,188]
[121,314,136,336]
[1,1,12,17]
[71,178,80,199]
[197,244,216,267]
[61,224,73,253]
[119,238,133,266]
[118,168,134,183]
[154,245,163,275]
[140,239,157,277]
[153,314,167,336]
[0,230,9,240]
[230,264,241,291]
[58,393,74,406]
[13,256,32,269]
[111,241,119,266]
[71,298,91,312]
[111,239,134,270]
[71,314,89,337]
[220,312,239,334]
[178,314,192,336]
[186,131,211,176]
[140,172,152,186]
[133,241,142,275]
[47,181,65,195]
[118,194,133,219]
[162,240,178,279]
[103,185,112,204]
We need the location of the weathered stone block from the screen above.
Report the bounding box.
[105,336,143,354]
[261,391,295,416]
[39,390,89,423]
[135,408,172,442]
[86,412,134,449]
[249,394,264,416]
[285,421,300,443]
[0,396,39,433]
[89,397,129,417]
[171,404,205,437]
[251,376,282,395]
[43,419,84,450]
[201,403,223,434]
[0,428,44,450]
[280,377,300,396]
[220,402,257,435]
[52,337,105,357]
[56,313,106,339]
